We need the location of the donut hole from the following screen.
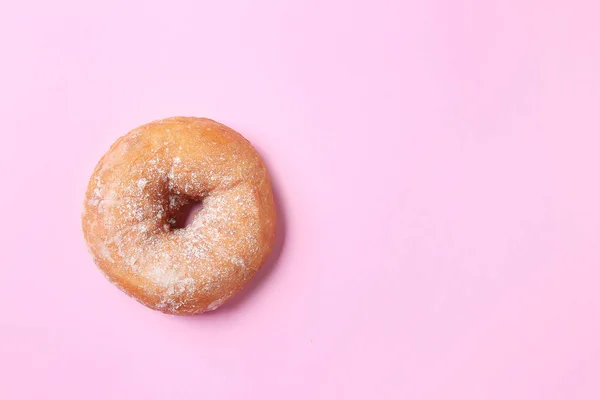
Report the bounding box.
[170,199,205,230]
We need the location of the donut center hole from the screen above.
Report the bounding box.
[171,199,204,229]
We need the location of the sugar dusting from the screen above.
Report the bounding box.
[82,117,276,315]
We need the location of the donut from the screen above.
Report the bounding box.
[82,117,277,315]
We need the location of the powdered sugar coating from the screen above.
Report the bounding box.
[82,117,277,315]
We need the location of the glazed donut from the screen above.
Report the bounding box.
[82,117,276,315]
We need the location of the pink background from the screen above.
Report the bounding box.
[1,0,600,398]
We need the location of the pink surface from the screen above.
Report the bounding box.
[1,0,600,398]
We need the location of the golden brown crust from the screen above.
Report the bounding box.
[82,117,276,315]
